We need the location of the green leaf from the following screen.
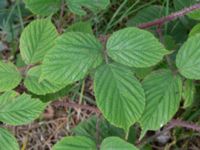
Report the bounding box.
[101,137,139,150]
[24,0,61,16]
[0,61,22,92]
[66,0,110,16]
[163,35,176,51]
[0,91,46,125]
[127,5,165,27]
[0,128,19,150]
[176,34,200,79]
[94,63,145,130]
[189,23,200,37]
[140,69,182,136]
[53,136,96,150]
[66,21,93,34]
[182,80,195,108]
[42,32,103,85]
[167,20,190,44]
[107,27,168,68]
[24,66,65,95]
[73,116,124,143]
[20,19,58,65]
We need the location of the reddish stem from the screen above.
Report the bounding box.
[138,3,200,29]
[167,119,200,132]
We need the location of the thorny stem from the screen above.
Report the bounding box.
[167,119,200,132]
[138,119,200,147]
[85,3,200,44]
[138,3,200,29]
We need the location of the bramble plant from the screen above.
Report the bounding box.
[1,0,200,149]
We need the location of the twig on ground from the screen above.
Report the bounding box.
[43,118,67,146]
[52,100,101,114]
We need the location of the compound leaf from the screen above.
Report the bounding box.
[101,137,139,150]
[107,27,168,68]
[0,61,22,92]
[0,91,46,125]
[140,70,182,137]
[20,19,58,65]
[42,32,103,85]
[0,128,19,150]
[176,34,200,79]
[66,0,110,16]
[53,136,96,150]
[94,63,145,130]
[24,0,61,16]
[24,66,65,95]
